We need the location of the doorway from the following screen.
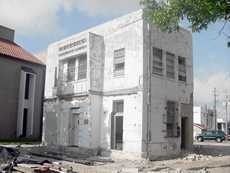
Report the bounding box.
[181,117,188,149]
[22,108,28,137]
[111,115,123,150]
[70,113,80,146]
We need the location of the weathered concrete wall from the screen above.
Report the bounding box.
[0,56,45,139]
[89,33,104,92]
[45,10,142,99]
[142,21,193,159]
[101,93,143,153]
[43,96,91,147]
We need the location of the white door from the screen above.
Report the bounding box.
[70,113,80,146]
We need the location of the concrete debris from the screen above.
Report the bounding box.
[0,146,19,163]
[33,166,66,173]
[182,154,213,161]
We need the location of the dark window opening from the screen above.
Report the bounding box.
[24,73,30,99]
[22,108,28,137]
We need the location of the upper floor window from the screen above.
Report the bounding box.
[178,56,186,82]
[166,52,175,79]
[24,73,31,99]
[78,54,87,80]
[67,58,76,82]
[152,47,163,76]
[114,48,125,77]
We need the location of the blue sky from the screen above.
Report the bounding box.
[1,0,229,112]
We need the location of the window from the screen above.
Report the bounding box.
[78,54,87,80]
[114,48,125,77]
[166,101,177,137]
[166,52,175,79]
[24,73,30,99]
[113,100,124,114]
[178,56,186,82]
[152,47,163,76]
[67,58,76,82]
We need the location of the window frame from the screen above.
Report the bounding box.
[166,52,175,79]
[178,56,187,82]
[67,58,76,82]
[112,100,124,114]
[152,47,163,76]
[166,100,178,138]
[77,54,87,80]
[113,48,125,77]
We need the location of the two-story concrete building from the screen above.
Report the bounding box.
[43,10,193,159]
[0,25,45,140]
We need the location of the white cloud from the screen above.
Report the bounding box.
[0,0,60,35]
[74,0,140,16]
[194,72,230,106]
[0,0,140,36]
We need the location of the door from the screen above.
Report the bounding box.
[111,115,123,150]
[181,117,187,149]
[70,113,80,146]
[22,108,28,137]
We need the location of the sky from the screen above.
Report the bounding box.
[0,0,230,117]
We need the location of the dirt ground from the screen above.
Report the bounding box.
[2,141,230,173]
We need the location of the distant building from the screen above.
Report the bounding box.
[0,25,45,140]
[43,10,193,159]
[193,106,215,130]
[217,118,226,132]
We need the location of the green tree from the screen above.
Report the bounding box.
[141,0,230,33]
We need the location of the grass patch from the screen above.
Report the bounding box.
[0,138,41,145]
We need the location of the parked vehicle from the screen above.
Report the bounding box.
[196,130,226,143]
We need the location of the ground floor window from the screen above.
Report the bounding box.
[166,101,178,137]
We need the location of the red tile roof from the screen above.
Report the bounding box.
[0,38,44,65]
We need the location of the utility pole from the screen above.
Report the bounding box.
[213,88,217,130]
[225,95,229,135]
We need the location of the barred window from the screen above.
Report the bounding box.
[166,101,177,137]
[114,48,125,77]
[178,56,186,82]
[152,47,163,76]
[78,54,87,80]
[67,58,76,82]
[166,52,175,79]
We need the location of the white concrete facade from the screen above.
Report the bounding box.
[43,10,193,159]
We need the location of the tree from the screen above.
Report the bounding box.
[141,0,230,33]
